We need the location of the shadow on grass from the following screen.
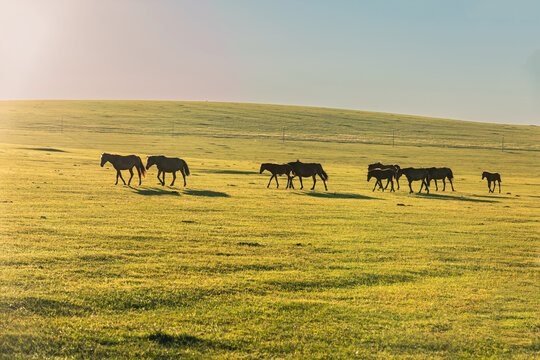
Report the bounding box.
[184,189,230,197]
[147,331,235,350]
[302,192,379,200]
[26,147,67,152]
[471,194,514,200]
[131,188,180,196]
[202,169,257,175]
[416,193,498,203]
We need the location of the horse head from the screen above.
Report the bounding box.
[146,156,157,170]
[482,171,487,179]
[100,153,108,167]
[259,163,266,174]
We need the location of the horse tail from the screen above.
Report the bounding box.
[183,161,190,176]
[320,166,328,181]
[137,156,147,178]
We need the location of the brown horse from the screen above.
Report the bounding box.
[482,171,501,193]
[146,155,190,186]
[367,168,395,192]
[100,153,146,185]
[288,160,328,191]
[397,167,430,193]
[259,163,295,189]
[427,167,455,191]
[368,162,401,189]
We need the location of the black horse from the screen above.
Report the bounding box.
[397,167,430,194]
[100,153,146,185]
[259,163,295,189]
[288,160,328,191]
[146,155,190,186]
[427,167,455,191]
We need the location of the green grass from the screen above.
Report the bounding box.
[0,101,538,359]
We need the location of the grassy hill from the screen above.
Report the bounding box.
[0,101,538,359]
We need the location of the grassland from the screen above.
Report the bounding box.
[0,101,538,359]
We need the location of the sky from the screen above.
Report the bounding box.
[1,0,539,125]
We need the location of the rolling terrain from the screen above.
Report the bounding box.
[0,101,538,359]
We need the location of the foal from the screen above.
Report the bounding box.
[259,163,295,189]
[482,171,501,193]
[368,163,400,189]
[367,168,395,192]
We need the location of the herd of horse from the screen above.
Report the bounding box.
[100,153,502,193]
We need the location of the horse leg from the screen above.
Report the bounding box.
[448,178,455,191]
[442,178,446,191]
[384,178,391,190]
[156,170,163,185]
[171,171,176,186]
[118,170,126,185]
[396,178,400,190]
[408,180,413,194]
[181,169,187,186]
[299,177,303,190]
[127,168,134,186]
[311,175,316,190]
[288,176,295,189]
[162,172,166,186]
[136,166,142,186]
[498,180,501,193]
[267,175,274,188]
[434,179,438,191]
[318,173,327,191]
[275,175,279,189]
[423,179,430,194]
[390,178,395,192]
[115,171,119,185]
[372,180,378,192]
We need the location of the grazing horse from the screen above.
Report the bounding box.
[368,162,401,189]
[482,171,501,193]
[397,167,430,194]
[427,167,455,191]
[288,160,328,191]
[259,163,295,189]
[367,168,395,192]
[100,153,146,185]
[146,155,190,186]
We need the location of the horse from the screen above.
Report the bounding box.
[259,163,295,189]
[427,167,455,191]
[397,167,430,193]
[368,162,401,189]
[367,168,395,192]
[482,171,501,193]
[146,155,190,186]
[288,160,328,191]
[100,153,146,185]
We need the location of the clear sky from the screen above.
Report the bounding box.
[1,0,539,125]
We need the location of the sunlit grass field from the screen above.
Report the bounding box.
[0,101,538,359]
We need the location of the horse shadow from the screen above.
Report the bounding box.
[302,192,379,200]
[184,189,230,198]
[202,169,257,175]
[471,194,514,200]
[415,193,499,203]
[131,187,180,196]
